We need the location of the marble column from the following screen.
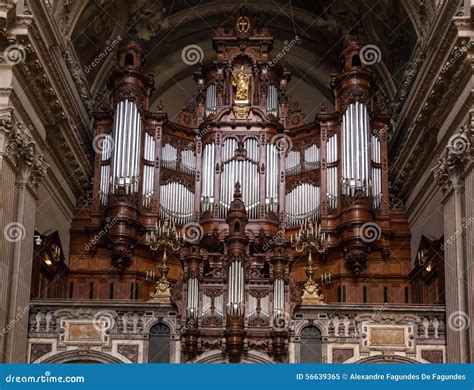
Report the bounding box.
[0,119,47,363]
[433,124,473,363]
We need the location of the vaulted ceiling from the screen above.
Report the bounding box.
[55,0,421,120]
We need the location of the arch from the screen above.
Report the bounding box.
[40,350,125,364]
[300,325,323,363]
[148,322,171,363]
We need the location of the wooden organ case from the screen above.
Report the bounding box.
[67,13,414,363]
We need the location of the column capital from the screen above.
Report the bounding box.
[433,124,473,195]
[5,120,48,190]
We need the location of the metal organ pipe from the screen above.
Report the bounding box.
[187,277,199,318]
[159,182,194,224]
[228,260,244,316]
[285,183,320,226]
[142,132,156,207]
[219,137,259,219]
[273,278,285,316]
[205,84,217,116]
[342,102,370,196]
[266,84,278,116]
[326,134,338,211]
[109,100,142,194]
[372,134,382,208]
[201,143,215,212]
[266,143,278,213]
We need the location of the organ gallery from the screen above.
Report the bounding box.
[1,1,472,365]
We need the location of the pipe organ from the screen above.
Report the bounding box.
[341,102,370,196]
[219,138,260,219]
[326,133,338,211]
[71,15,409,364]
[110,100,142,193]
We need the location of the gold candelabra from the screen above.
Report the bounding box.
[301,252,331,305]
[290,219,328,254]
[290,219,330,304]
[145,216,181,302]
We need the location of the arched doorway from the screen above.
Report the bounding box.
[148,323,171,363]
[300,325,323,363]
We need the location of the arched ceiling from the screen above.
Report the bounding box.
[64,0,418,120]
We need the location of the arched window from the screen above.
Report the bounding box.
[300,325,322,363]
[148,323,171,363]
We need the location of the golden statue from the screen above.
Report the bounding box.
[232,66,250,103]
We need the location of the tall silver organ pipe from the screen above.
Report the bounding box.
[247,293,269,325]
[285,183,320,226]
[285,150,300,176]
[265,143,278,213]
[205,84,217,116]
[161,143,178,171]
[371,134,382,209]
[181,149,196,175]
[303,144,320,171]
[341,101,370,196]
[99,133,113,205]
[219,137,259,219]
[228,260,245,316]
[202,292,224,323]
[201,143,215,212]
[266,84,278,116]
[273,278,285,316]
[159,182,194,224]
[142,132,156,207]
[187,277,199,318]
[326,133,338,211]
[110,99,142,194]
